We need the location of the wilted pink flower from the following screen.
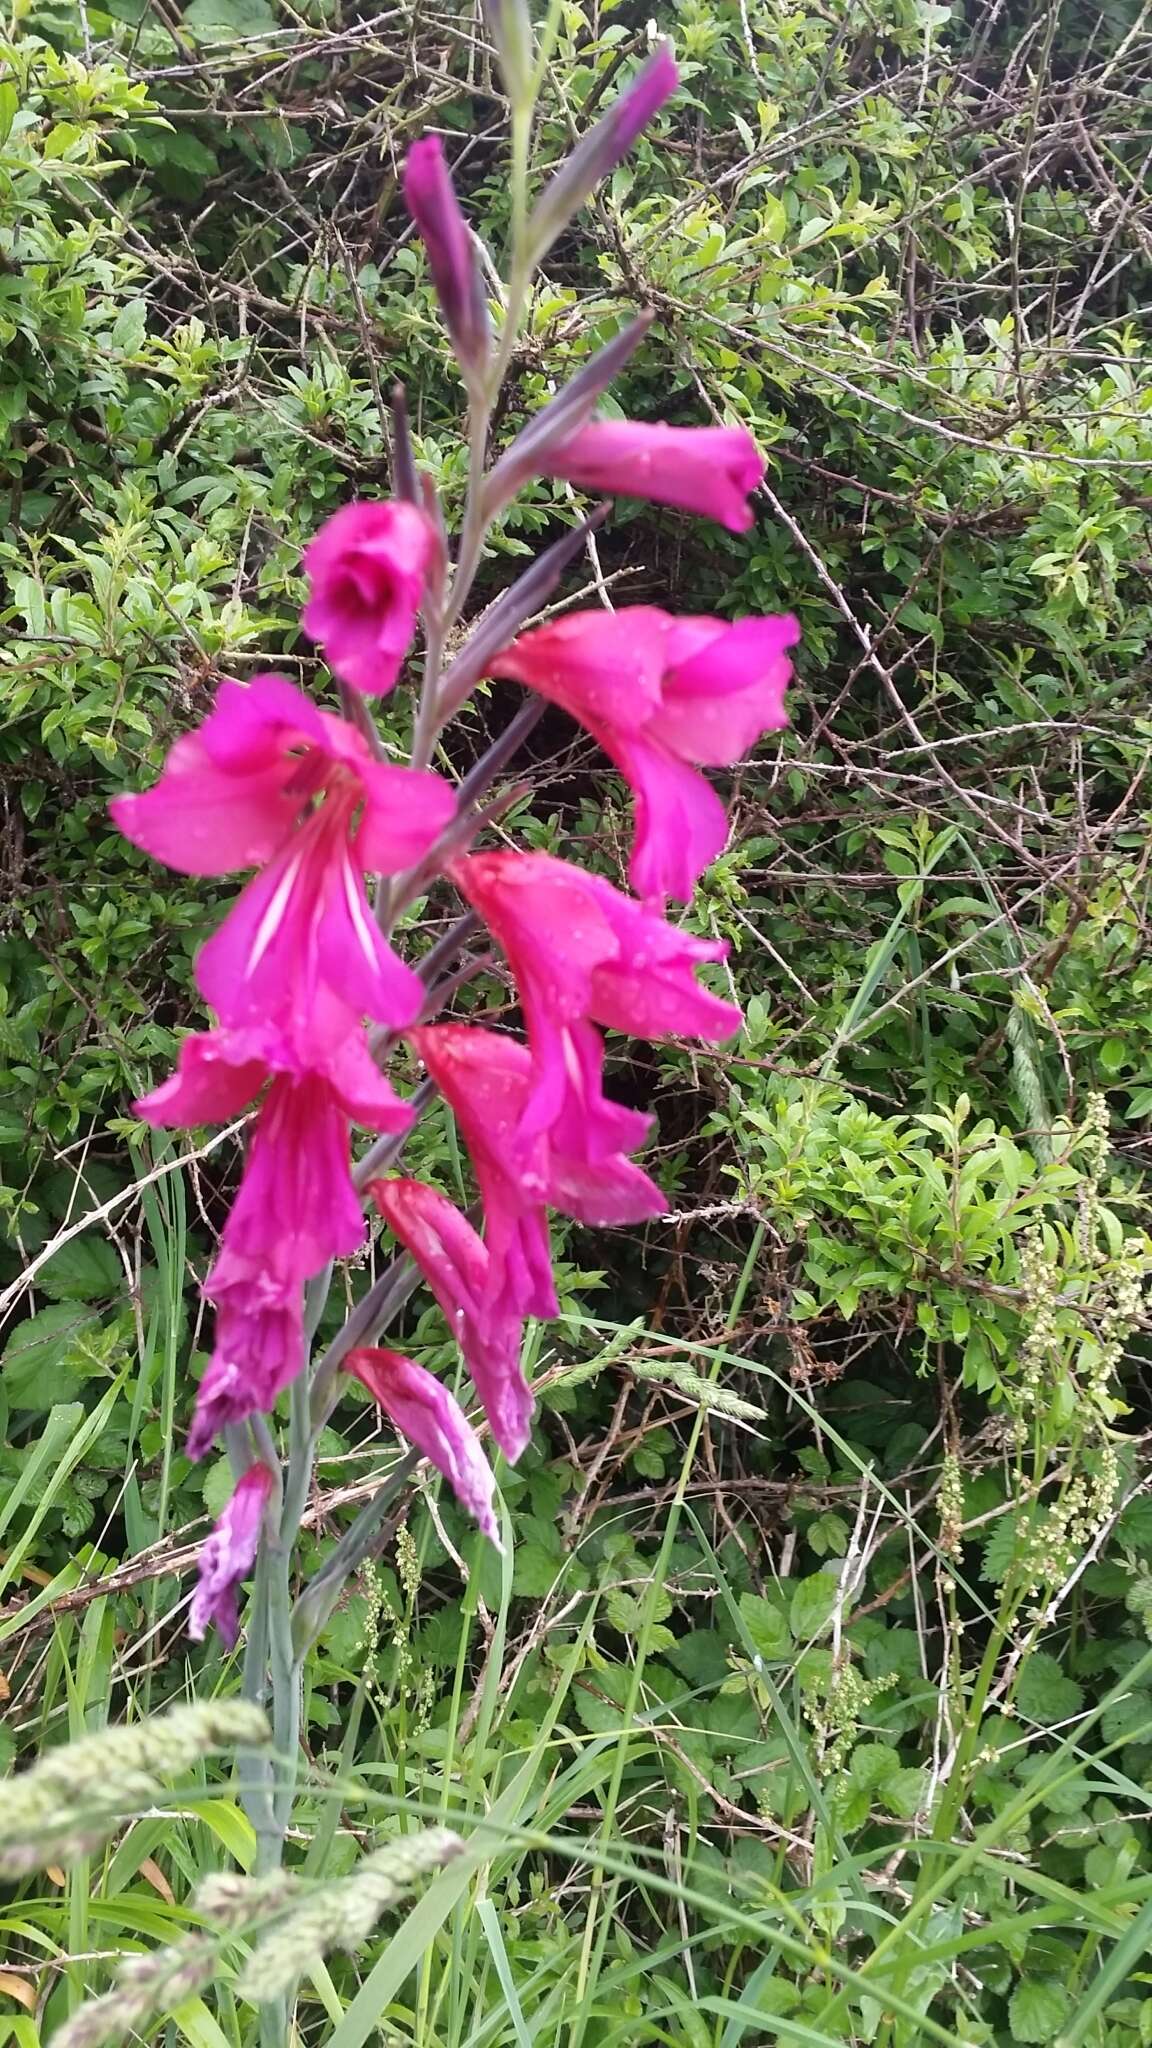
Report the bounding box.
[404,136,490,380]
[371,1177,533,1464]
[302,500,436,695]
[112,673,453,1050]
[137,1015,413,1456]
[411,1023,664,1325]
[189,1462,275,1646]
[192,1256,305,1464]
[346,1347,500,1545]
[489,608,798,900]
[539,421,763,532]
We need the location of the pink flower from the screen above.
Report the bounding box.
[370,1177,533,1464]
[410,1023,664,1326]
[191,1259,305,1464]
[189,1462,275,1646]
[346,1348,500,1546]
[137,1016,413,1455]
[404,136,489,380]
[111,674,453,1049]
[302,501,436,695]
[538,421,763,532]
[453,850,743,1046]
[489,608,798,900]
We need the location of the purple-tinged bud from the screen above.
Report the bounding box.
[482,312,654,516]
[526,43,678,266]
[404,136,491,383]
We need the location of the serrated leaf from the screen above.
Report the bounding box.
[1008,1977,1071,2044]
[981,1509,1036,1585]
[880,1765,926,1820]
[37,1233,121,1301]
[1015,1652,1083,1726]
[847,1742,901,1794]
[573,1666,629,1735]
[512,1541,562,1599]
[789,1573,839,1642]
[738,1591,792,1661]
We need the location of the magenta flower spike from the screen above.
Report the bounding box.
[371,1177,533,1464]
[346,1348,501,1546]
[189,1462,275,1646]
[302,499,437,695]
[404,136,491,383]
[537,419,764,532]
[112,673,454,1053]
[488,607,798,901]
[136,1013,415,1456]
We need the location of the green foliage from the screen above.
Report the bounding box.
[3,0,1152,2043]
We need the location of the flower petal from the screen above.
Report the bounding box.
[540,420,764,532]
[607,729,730,903]
[189,1463,275,1645]
[651,615,797,765]
[347,1348,501,1545]
[372,1177,533,1464]
[355,761,456,873]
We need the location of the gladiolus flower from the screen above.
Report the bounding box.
[452,849,741,1144]
[112,673,453,1050]
[192,1259,305,1465]
[346,1348,500,1545]
[411,1024,664,1326]
[136,1015,414,1456]
[538,420,763,532]
[488,608,798,901]
[189,1463,275,1646]
[453,850,743,1042]
[370,1177,533,1464]
[302,500,436,695]
[404,136,490,381]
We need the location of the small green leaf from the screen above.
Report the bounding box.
[201,1457,235,1523]
[37,1233,121,1301]
[1009,1977,1071,2044]
[512,1542,562,1598]
[2,1302,96,1409]
[789,1573,839,1642]
[738,1591,792,1661]
[0,82,18,148]
[110,298,148,354]
[1015,1652,1084,1726]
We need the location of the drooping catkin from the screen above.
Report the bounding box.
[0,1700,269,1877]
[237,1828,464,2002]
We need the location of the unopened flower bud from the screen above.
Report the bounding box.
[404,137,491,384]
[527,43,678,266]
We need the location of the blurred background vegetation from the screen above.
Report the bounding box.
[4,0,1152,2041]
